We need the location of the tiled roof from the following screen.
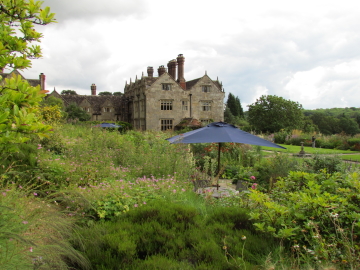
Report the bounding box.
[186,78,201,89]
[0,71,40,88]
[60,95,124,114]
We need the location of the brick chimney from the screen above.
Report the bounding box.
[91,83,96,95]
[177,54,186,90]
[147,66,154,77]
[39,73,46,90]
[167,59,177,80]
[158,65,166,76]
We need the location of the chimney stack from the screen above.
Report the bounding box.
[177,54,186,90]
[158,65,166,76]
[147,66,154,77]
[167,59,177,80]
[91,83,96,95]
[39,73,46,90]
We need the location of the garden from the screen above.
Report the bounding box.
[1,123,360,270]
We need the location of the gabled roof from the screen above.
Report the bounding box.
[59,95,124,114]
[0,70,41,88]
[186,75,223,91]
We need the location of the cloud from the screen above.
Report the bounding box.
[42,0,148,24]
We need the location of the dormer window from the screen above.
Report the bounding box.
[202,85,211,92]
[162,84,171,90]
[103,107,112,112]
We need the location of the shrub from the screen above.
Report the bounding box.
[254,154,300,189]
[304,155,342,174]
[248,170,360,268]
[72,199,279,269]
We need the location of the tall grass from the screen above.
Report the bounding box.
[0,184,90,269]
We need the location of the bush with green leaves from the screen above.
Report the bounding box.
[254,153,300,189]
[71,199,280,269]
[304,155,343,174]
[248,170,360,268]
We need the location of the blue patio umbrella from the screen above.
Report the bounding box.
[95,123,122,128]
[96,123,121,128]
[166,122,286,189]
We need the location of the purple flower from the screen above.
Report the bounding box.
[250,176,256,180]
[251,183,258,190]
[22,221,28,224]
[33,192,38,196]
[134,204,138,207]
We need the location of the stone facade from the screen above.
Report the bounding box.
[124,54,225,131]
[48,54,225,130]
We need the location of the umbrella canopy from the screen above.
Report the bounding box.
[94,123,122,128]
[166,122,286,189]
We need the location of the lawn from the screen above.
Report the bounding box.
[261,144,360,155]
[340,154,360,162]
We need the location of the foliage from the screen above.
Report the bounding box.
[41,96,65,110]
[304,155,343,174]
[226,93,244,118]
[113,92,123,96]
[71,199,279,269]
[0,75,53,153]
[65,102,91,121]
[0,184,90,269]
[0,0,55,70]
[247,95,304,133]
[0,0,55,153]
[98,91,112,96]
[61,90,77,95]
[38,104,63,124]
[254,153,300,189]
[248,170,360,268]
[31,125,195,189]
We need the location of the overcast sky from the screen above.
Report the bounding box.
[16,0,360,110]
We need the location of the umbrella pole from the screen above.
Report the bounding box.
[217,142,221,190]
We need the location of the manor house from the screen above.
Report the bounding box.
[0,69,46,90]
[49,54,225,131]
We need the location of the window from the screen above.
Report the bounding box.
[103,107,111,112]
[202,85,211,92]
[140,100,145,112]
[162,84,171,90]
[82,107,90,112]
[201,101,211,111]
[161,100,172,110]
[161,119,173,131]
[182,100,188,111]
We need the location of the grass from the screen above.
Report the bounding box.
[262,144,360,155]
[340,154,360,162]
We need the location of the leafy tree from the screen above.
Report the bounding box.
[338,115,360,135]
[65,103,91,121]
[310,112,340,135]
[98,91,113,96]
[226,93,238,117]
[224,107,236,124]
[39,96,65,123]
[0,0,55,153]
[247,95,304,133]
[41,96,64,109]
[113,92,123,96]
[61,90,78,95]
[235,96,244,118]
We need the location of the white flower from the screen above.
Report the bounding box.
[241,235,246,240]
